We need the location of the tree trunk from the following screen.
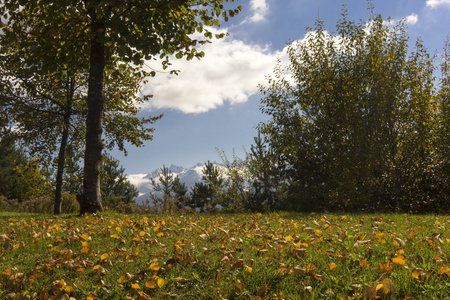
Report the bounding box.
[81,21,105,214]
[54,115,70,214]
[54,77,75,214]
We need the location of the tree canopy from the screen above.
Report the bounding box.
[0,0,241,214]
[258,7,449,213]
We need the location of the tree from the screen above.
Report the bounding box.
[63,153,139,211]
[258,6,441,212]
[0,138,52,202]
[100,154,138,209]
[0,47,160,214]
[150,165,188,212]
[189,161,224,212]
[0,0,242,214]
[246,132,286,211]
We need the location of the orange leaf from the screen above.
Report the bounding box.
[307,263,316,272]
[328,262,338,271]
[145,281,157,289]
[391,255,405,266]
[117,275,126,283]
[378,262,394,273]
[310,271,323,281]
[236,283,245,292]
[359,258,370,269]
[131,282,140,289]
[412,268,427,281]
[437,266,450,276]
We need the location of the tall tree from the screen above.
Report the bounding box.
[0,44,160,214]
[0,0,242,214]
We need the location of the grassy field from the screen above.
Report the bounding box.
[1,211,450,299]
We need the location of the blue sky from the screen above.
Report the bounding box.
[112,0,450,176]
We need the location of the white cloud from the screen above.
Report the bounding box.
[241,0,268,24]
[383,13,418,26]
[405,13,419,25]
[426,0,450,9]
[140,28,282,114]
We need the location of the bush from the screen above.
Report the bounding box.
[0,193,79,214]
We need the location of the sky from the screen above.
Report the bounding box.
[111,0,450,176]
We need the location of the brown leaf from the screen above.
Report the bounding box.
[256,284,268,297]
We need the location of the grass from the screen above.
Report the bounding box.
[1,211,450,299]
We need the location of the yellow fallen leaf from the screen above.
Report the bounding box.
[437,266,450,276]
[245,266,253,273]
[391,255,405,266]
[80,233,90,241]
[149,262,160,271]
[145,281,157,288]
[328,262,338,271]
[117,275,126,283]
[157,278,167,288]
[378,262,394,273]
[131,282,140,289]
[100,253,108,260]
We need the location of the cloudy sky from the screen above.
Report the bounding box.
[112,0,450,176]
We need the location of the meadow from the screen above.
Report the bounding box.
[1,211,449,299]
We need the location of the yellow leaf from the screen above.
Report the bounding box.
[145,281,157,288]
[86,294,95,300]
[93,265,101,270]
[117,275,126,283]
[307,263,316,272]
[412,268,426,279]
[284,235,293,242]
[378,262,394,273]
[328,262,338,271]
[157,278,167,288]
[157,232,164,237]
[80,242,90,254]
[149,262,160,271]
[391,255,405,266]
[244,266,253,273]
[80,233,90,241]
[131,282,140,289]
[235,283,245,292]
[407,230,416,239]
[110,234,121,239]
[100,253,109,260]
[437,266,450,276]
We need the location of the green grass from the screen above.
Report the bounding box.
[1,211,450,299]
